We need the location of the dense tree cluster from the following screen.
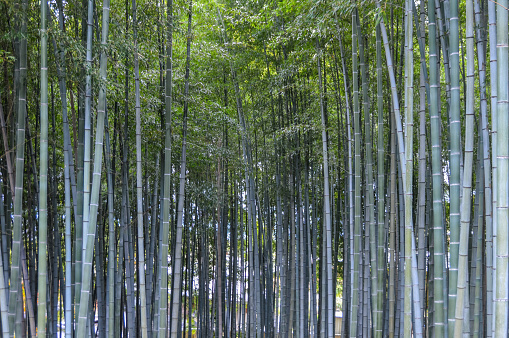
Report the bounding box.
[0,0,507,337]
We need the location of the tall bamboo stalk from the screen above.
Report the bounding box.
[8,1,28,335]
[403,1,414,335]
[453,0,475,334]
[448,0,461,333]
[388,116,397,338]
[495,0,509,335]
[0,63,10,338]
[132,0,149,336]
[158,0,174,334]
[76,0,110,335]
[81,0,94,269]
[316,37,334,338]
[0,151,8,337]
[52,0,74,335]
[487,1,497,333]
[105,115,115,338]
[472,1,488,336]
[36,1,49,335]
[355,16,377,338]
[428,0,446,334]
[416,2,427,331]
[170,2,192,336]
[375,23,385,338]
[0,201,7,337]
[350,10,361,337]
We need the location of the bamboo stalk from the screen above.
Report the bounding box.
[36,1,49,335]
[351,10,361,337]
[76,0,111,335]
[131,0,149,336]
[170,2,193,336]
[495,0,509,335]
[7,1,28,335]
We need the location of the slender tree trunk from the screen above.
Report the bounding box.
[487,1,497,334]
[76,0,110,335]
[216,156,224,338]
[36,1,49,335]
[388,114,397,338]
[158,0,174,334]
[132,0,149,336]
[105,114,116,338]
[8,1,28,335]
[453,0,475,334]
[375,23,385,338]
[448,0,462,332]
[170,2,192,335]
[495,0,509,335]
[0,166,9,337]
[351,11,361,336]
[403,2,417,336]
[427,0,446,335]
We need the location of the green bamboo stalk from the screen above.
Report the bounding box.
[122,184,136,338]
[472,123,484,337]
[0,225,7,337]
[472,0,491,335]
[362,222,369,336]
[20,230,35,336]
[350,10,361,337]
[316,38,334,338]
[495,0,509,335]
[7,1,27,335]
[417,2,427,330]
[403,1,414,335]
[428,0,446,334]
[274,109,283,336]
[74,42,85,326]
[487,0,497,334]
[36,1,49,335]
[51,0,74,334]
[95,201,105,336]
[389,115,396,338]
[334,27,354,332]
[81,0,93,262]
[0,100,10,338]
[453,0,475,334]
[170,2,193,336]
[355,16,376,338]
[0,120,11,295]
[14,285,22,336]
[215,159,224,338]
[147,154,160,333]
[448,0,461,332]
[472,0,489,274]
[76,0,110,335]
[158,0,173,334]
[131,0,149,336]
[375,23,385,338]
[114,211,124,338]
[297,152,305,338]
[105,114,115,338]
[75,0,94,319]
[0,176,7,335]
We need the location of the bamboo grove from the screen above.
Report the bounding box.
[0,0,508,336]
